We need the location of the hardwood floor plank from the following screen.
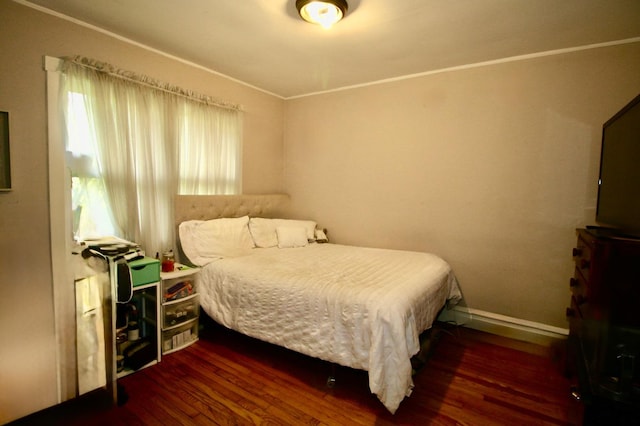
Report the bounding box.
[164,366,266,424]
[178,349,320,425]
[123,373,202,422]
[140,364,245,425]
[184,334,378,425]
[11,321,583,425]
[188,329,391,424]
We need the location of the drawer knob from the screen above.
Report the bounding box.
[570,277,579,287]
[572,248,582,257]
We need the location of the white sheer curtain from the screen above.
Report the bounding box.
[60,57,242,256]
[178,102,242,194]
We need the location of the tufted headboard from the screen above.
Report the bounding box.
[174,194,291,227]
[174,194,290,264]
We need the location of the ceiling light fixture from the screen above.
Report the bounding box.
[296,0,348,29]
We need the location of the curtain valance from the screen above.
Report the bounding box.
[62,56,243,112]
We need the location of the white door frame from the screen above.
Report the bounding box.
[44,55,76,402]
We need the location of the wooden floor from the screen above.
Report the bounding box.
[13,320,584,425]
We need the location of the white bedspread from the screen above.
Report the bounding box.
[197,243,461,413]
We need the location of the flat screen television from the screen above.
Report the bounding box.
[595,92,640,237]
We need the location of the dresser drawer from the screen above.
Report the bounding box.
[569,269,587,297]
[573,235,592,282]
[162,294,199,328]
[570,293,589,319]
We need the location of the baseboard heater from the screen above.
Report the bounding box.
[438,306,569,346]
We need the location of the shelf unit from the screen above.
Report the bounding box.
[116,280,161,378]
[76,238,161,405]
[160,264,200,354]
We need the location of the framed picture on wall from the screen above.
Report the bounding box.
[0,111,11,191]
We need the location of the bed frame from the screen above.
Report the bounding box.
[173,193,344,386]
[173,193,452,411]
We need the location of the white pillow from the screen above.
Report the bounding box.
[249,218,316,248]
[179,216,254,266]
[276,226,308,248]
[248,217,279,248]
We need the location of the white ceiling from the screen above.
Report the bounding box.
[21,0,640,98]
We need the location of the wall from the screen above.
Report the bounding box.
[284,42,640,330]
[0,1,284,423]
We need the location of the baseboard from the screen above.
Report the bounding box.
[437,306,569,347]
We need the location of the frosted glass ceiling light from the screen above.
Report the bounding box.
[296,0,348,29]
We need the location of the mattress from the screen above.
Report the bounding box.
[197,243,461,413]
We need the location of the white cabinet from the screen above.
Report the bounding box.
[160,264,200,354]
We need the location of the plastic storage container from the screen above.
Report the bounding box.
[162,279,195,303]
[129,257,160,287]
[162,294,199,328]
[162,319,199,354]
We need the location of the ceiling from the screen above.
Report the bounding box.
[21,0,640,98]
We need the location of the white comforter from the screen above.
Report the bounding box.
[197,243,461,413]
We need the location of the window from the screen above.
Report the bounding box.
[60,57,243,256]
[66,92,117,239]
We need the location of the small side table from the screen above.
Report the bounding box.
[160,264,201,354]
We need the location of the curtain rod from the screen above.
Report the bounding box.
[63,56,244,112]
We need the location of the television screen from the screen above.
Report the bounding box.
[595,93,640,235]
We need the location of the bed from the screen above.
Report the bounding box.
[175,194,462,414]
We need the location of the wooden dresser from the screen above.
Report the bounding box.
[567,227,640,419]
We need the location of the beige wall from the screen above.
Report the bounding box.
[0,1,283,422]
[284,42,640,330]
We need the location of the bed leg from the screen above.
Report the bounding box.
[326,364,337,388]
